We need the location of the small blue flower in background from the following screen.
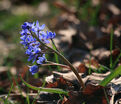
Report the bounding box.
[20,20,56,75]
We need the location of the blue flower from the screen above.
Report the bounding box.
[37,54,46,64]
[35,21,45,30]
[29,65,39,75]
[28,54,35,62]
[20,20,56,75]
[20,35,26,41]
[26,35,35,43]
[33,46,41,54]
[26,49,32,55]
[47,31,56,39]
[32,21,45,35]
[22,22,30,30]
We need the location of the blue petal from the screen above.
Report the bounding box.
[36,20,40,28]
[20,35,26,41]
[28,55,34,61]
[39,24,45,30]
[47,31,56,39]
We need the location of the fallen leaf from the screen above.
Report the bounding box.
[77,63,88,73]
[82,84,110,104]
[46,77,72,90]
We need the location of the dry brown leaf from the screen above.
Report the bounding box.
[82,84,110,104]
[77,63,88,73]
[46,77,72,90]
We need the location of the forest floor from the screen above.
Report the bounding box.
[0,0,121,104]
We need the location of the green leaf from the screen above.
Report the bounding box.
[20,76,68,96]
[99,65,121,86]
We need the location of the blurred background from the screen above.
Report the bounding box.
[0,0,121,103]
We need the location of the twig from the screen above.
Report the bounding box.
[42,61,70,69]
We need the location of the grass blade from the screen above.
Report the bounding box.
[112,51,121,69]
[5,83,14,103]
[99,65,121,86]
[110,29,113,70]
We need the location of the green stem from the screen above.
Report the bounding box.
[34,35,85,89]
[51,39,60,52]
[20,76,68,96]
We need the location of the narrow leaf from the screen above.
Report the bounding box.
[20,76,68,96]
[99,65,121,86]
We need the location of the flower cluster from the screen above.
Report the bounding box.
[20,21,56,75]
